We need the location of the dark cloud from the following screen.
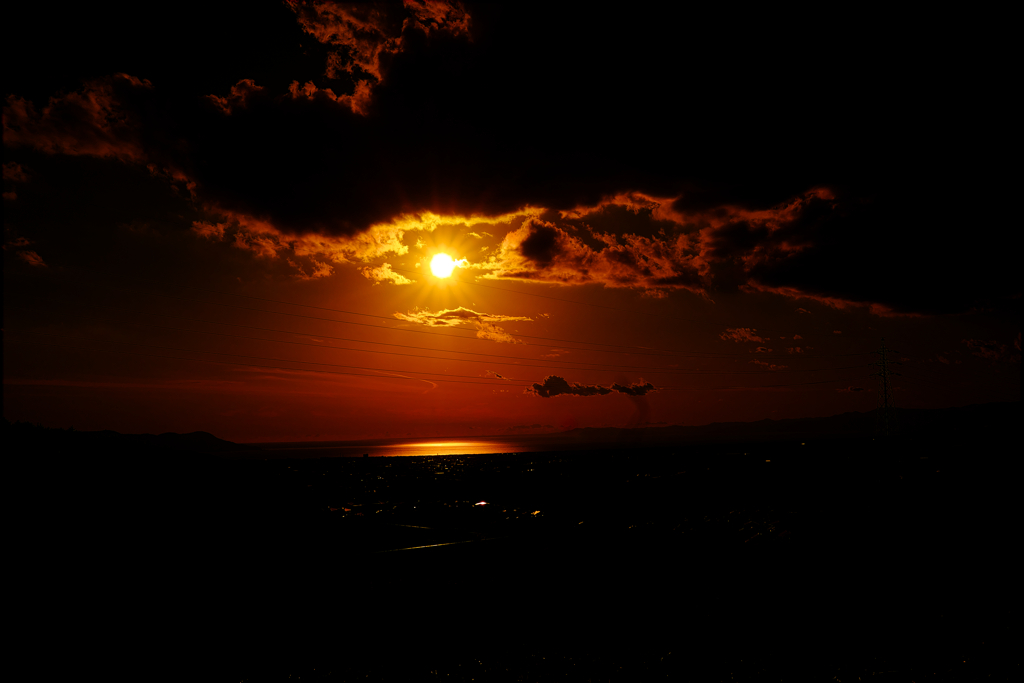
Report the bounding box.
[1,4,1017,315]
[610,382,656,397]
[3,162,29,182]
[474,217,707,297]
[285,0,470,114]
[526,376,656,399]
[519,221,561,265]
[3,73,153,165]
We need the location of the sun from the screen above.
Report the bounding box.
[430,253,457,278]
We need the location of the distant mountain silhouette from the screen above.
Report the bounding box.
[3,401,1019,455]
[2,419,249,455]
[553,401,1020,446]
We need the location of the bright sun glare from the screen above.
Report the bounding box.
[430,253,456,278]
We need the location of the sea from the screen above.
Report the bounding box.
[239,433,581,458]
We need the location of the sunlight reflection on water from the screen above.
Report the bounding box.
[249,437,558,458]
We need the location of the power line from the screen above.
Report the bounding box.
[6,336,871,392]
[898,373,943,387]
[3,301,766,372]
[6,313,871,378]
[388,264,640,313]
[9,284,875,360]
[80,279,685,353]
[8,329,534,383]
[6,337,514,387]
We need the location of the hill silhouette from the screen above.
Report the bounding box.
[2,420,248,454]
[4,400,1018,455]
[556,400,1019,443]
[3,402,1018,680]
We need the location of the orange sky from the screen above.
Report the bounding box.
[3,4,1019,441]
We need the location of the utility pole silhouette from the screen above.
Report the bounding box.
[871,338,901,436]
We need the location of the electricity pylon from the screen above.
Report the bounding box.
[871,337,901,436]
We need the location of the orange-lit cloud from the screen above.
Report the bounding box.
[17,250,46,267]
[200,206,539,280]
[719,328,766,343]
[5,71,925,315]
[191,221,227,241]
[292,258,335,280]
[473,322,520,344]
[394,307,531,343]
[559,191,691,227]
[5,63,1009,318]
[4,237,33,249]
[286,79,372,115]
[360,262,412,285]
[189,206,456,278]
[739,281,919,318]
[750,359,786,370]
[474,217,707,297]
[206,79,265,114]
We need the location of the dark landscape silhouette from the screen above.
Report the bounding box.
[6,401,1018,680]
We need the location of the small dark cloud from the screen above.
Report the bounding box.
[610,382,656,396]
[525,376,656,398]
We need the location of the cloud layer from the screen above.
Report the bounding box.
[2,4,1017,314]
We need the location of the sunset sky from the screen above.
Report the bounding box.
[3,2,1019,442]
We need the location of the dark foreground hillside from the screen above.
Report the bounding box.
[5,403,1020,681]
